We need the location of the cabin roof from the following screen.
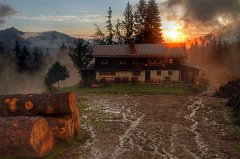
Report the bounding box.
[92,43,187,58]
[181,61,203,70]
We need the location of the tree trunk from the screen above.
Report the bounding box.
[0,92,77,116]
[0,92,81,135]
[0,116,54,157]
[46,116,75,142]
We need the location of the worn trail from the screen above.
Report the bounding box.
[59,95,238,159]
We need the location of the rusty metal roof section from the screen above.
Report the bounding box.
[92,43,187,58]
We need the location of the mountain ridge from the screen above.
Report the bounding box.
[0,27,76,53]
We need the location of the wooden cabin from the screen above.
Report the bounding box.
[92,40,201,83]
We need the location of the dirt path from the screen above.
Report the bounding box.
[61,94,240,159]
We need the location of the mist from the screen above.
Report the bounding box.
[57,48,80,87]
[0,53,53,95]
[0,48,80,95]
[188,39,240,85]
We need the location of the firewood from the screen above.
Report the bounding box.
[0,116,54,157]
[0,92,81,135]
[0,92,77,116]
[46,115,75,142]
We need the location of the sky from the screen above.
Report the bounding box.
[0,0,141,36]
[0,0,191,42]
[1,0,239,42]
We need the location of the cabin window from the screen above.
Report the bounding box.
[99,71,115,76]
[169,58,174,64]
[168,71,173,76]
[120,60,126,65]
[132,71,141,76]
[132,59,139,65]
[157,71,161,76]
[150,59,160,64]
[101,59,109,65]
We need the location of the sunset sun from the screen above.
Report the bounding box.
[162,21,187,42]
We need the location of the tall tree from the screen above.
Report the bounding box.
[13,40,21,57]
[0,42,4,54]
[134,0,147,44]
[13,41,31,72]
[145,0,164,43]
[237,36,240,48]
[114,19,124,44]
[93,24,105,45]
[122,2,134,41]
[69,39,93,82]
[31,47,44,72]
[44,61,69,90]
[106,7,114,44]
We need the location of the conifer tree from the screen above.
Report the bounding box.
[31,47,43,72]
[69,39,93,82]
[0,41,4,54]
[106,7,114,44]
[114,19,124,44]
[134,0,147,43]
[13,41,31,72]
[93,24,105,45]
[145,0,164,43]
[122,2,134,41]
[44,61,69,90]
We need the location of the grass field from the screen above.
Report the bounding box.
[61,83,199,95]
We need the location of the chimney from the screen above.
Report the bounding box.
[128,38,136,54]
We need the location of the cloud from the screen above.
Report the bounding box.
[17,14,108,23]
[0,3,18,24]
[161,0,240,39]
[162,0,240,26]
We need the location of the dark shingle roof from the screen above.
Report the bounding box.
[92,43,187,58]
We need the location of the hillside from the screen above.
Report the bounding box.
[0,27,75,53]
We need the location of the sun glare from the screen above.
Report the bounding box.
[162,21,187,43]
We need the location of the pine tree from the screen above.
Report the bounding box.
[122,2,134,41]
[145,0,164,43]
[106,7,114,44]
[93,24,105,45]
[237,36,240,48]
[134,0,147,44]
[13,41,31,72]
[13,40,21,57]
[114,19,124,44]
[69,39,93,82]
[44,61,69,90]
[60,42,67,50]
[31,47,44,72]
[0,41,4,54]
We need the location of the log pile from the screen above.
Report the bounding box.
[215,79,240,98]
[0,92,80,158]
[227,95,240,121]
[215,79,240,122]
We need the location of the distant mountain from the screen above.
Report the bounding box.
[0,27,76,53]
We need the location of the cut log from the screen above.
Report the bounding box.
[0,116,54,157]
[46,116,75,142]
[0,92,77,116]
[73,106,81,135]
[0,92,80,135]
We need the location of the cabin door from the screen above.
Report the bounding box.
[145,71,150,82]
